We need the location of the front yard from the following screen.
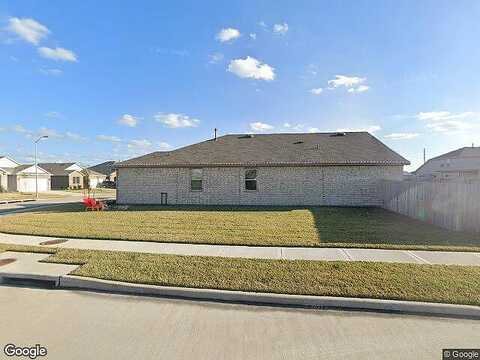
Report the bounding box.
[0,192,67,201]
[1,243,479,306]
[0,204,479,250]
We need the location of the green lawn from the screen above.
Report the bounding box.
[0,192,67,201]
[0,204,479,250]
[1,243,479,306]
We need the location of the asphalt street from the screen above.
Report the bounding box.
[1,286,478,360]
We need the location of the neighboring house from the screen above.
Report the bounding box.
[86,169,107,188]
[116,132,409,206]
[414,146,480,181]
[0,156,20,191]
[88,161,117,182]
[0,156,51,192]
[39,163,106,189]
[39,163,85,190]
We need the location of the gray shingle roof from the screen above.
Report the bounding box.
[117,132,409,168]
[88,161,117,175]
[38,163,77,176]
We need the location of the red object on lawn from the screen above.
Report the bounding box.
[82,197,105,211]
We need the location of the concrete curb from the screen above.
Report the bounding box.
[59,275,480,319]
[0,199,35,205]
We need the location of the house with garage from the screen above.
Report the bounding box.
[116,132,409,206]
[0,157,51,192]
[414,146,480,181]
[88,161,117,182]
[39,163,106,189]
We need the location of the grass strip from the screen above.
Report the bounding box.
[2,243,477,306]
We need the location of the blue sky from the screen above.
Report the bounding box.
[0,0,479,170]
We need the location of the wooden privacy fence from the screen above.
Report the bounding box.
[378,180,480,233]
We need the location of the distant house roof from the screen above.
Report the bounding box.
[84,168,106,177]
[88,161,117,175]
[38,163,77,176]
[415,147,480,174]
[117,132,409,168]
[10,165,50,175]
[428,147,480,161]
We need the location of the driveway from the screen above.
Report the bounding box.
[0,286,478,360]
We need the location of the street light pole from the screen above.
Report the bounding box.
[34,135,48,199]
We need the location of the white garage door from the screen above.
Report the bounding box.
[18,178,49,192]
[89,178,99,188]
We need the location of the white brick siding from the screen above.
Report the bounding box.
[117,165,403,206]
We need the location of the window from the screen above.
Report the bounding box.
[190,168,203,191]
[73,176,80,184]
[245,169,257,191]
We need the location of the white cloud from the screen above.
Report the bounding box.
[128,139,151,149]
[65,131,85,141]
[273,22,289,35]
[208,52,224,64]
[216,28,241,43]
[416,111,478,134]
[249,122,274,132]
[10,124,85,142]
[6,17,50,45]
[12,124,31,135]
[155,113,200,128]
[118,114,138,127]
[347,85,369,93]
[310,88,323,95]
[426,120,476,133]
[45,111,62,118]
[416,111,474,122]
[258,21,267,28]
[308,127,320,133]
[40,68,63,76]
[38,127,62,138]
[384,133,420,140]
[336,125,381,134]
[158,142,171,150]
[38,47,77,62]
[249,33,257,40]
[96,135,121,143]
[283,123,304,131]
[328,75,366,89]
[227,56,275,81]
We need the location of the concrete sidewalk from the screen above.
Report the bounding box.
[1,232,480,266]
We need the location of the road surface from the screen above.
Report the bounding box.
[0,286,478,360]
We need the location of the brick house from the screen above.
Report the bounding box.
[115,132,409,206]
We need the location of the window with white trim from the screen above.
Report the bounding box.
[190,168,203,191]
[245,169,257,191]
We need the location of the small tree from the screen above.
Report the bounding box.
[81,169,95,198]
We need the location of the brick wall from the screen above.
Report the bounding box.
[117,165,403,206]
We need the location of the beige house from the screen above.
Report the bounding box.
[415,146,480,181]
[39,163,106,189]
[88,161,117,182]
[116,132,409,206]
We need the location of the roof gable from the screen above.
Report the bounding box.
[0,157,20,168]
[38,163,79,175]
[12,165,50,175]
[117,132,409,168]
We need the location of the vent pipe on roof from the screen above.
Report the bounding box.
[214,128,218,141]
